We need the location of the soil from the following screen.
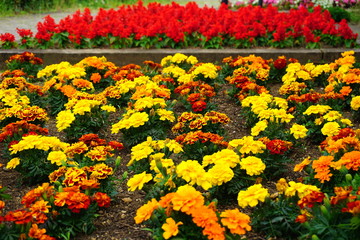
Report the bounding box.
[0,83,325,240]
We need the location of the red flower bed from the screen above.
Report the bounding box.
[0,2,358,49]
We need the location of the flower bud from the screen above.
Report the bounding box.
[320,205,330,219]
[345,173,352,183]
[311,235,320,240]
[115,156,122,168]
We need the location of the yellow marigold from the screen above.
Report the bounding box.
[303,105,332,115]
[340,118,353,126]
[290,123,308,139]
[192,63,218,79]
[284,181,320,198]
[127,171,153,191]
[156,109,175,122]
[240,156,266,176]
[134,198,159,224]
[128,144,154,166]
[71,99,102,115]
[207,164,234,186]
[237,184,269,208]
[177,73,194,84]
[251,120,268,136]
[323,111,342,121]
[176,160,211,189]
[186,55,198,65]
[276,178,289,193]
[164,139,183,154]
[162,66,186,78]
[47,151,67,166]
[202,149,240,168]
[6,157,20,169]
[220,209,251,235]
[171,53,188,63]
[350,96,360,111]
[101,105,116,112]
[9,135,68,154]
[111,112,149,133]
[321,122,340,137]
[171,185,204,214]
[228,136,266,155]
[162,218,183,239]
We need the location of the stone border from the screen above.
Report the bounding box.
[1,48,360,70]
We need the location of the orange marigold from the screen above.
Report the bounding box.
[220,209,251,235]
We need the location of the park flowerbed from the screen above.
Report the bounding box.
[0,50,360,240]
[0,2,359,49]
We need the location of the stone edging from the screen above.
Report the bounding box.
[1,48,359,70]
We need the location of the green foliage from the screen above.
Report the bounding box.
[251,196,302,239]
[45,203,99,239]
[327,7,351,22]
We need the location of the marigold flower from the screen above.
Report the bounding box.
[6,157,20,169]
[294,156,311,172]
[162,218,183,239]
[28,224,47,239]
[4,210,33,224]
[237,184,269,208]
[134,198,159,224]
[350,96,360,111]
[285,181,320,198]
[56,110,75,131]
[220,209,251,235]
[298,191,325,209]
[202,149,240,168]
[239,156,266,176]
[111,112,149,133]
[321,122,340,137]
[86,163,114,179]
[127,171,153,191]
[276,178,289,193]
[251,120,268,136]
[47,151,67,166]
[207,164,234,186]
[171,185,204,214]
[192,100,207,112]
[290,123,308,139]
[93,192,111,208]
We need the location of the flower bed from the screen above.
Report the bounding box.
[0,2,358,49]
[0,50,360,239]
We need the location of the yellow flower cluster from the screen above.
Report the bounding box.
[237,184,269,208]
[229,136,266,155]
[112,111,149,133]
[9,135,69,154]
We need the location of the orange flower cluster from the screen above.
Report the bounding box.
[6,51,43,65]
[135,185,251,240]
[101,63,142,82]
[0,120,49,142]
[0,76,43,94]
[174,81,216,112]
[297,190,325,209]
[175,130,228,147]
[172,111,230,134]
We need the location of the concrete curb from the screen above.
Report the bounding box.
[1,48,360,70]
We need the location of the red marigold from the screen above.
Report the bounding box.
[93,192,111,208]
[191,100,207,112]
[4,210,33,224]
